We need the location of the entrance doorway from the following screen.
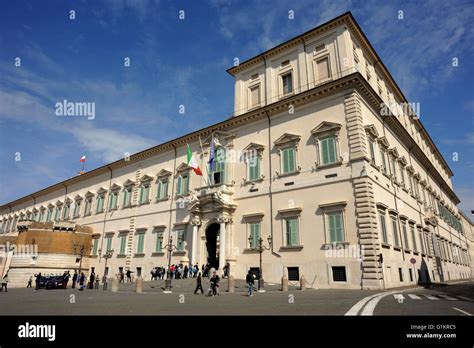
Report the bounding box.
[205,223,220,269]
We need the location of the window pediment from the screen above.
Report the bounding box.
[278,207,302,216]
[364,124,379,138]
[311,122,342,137]
[85,191,94,198]
[110,183,122,191]
[47,203,54,208]
[55,200,63,206]
[64,197,72,204]
[397,156,407,166]
[377,136,390,148]
[319,201,347,210]
[157,169,172,178]
[413,173,421,180]
[97,187,108,194]
[388,147,399,158]
[176,162,192,173]
[274,133,301,147]
[242,212,265,220]
[123,179,136,187]
[74,194,84,201]
[202,131,235,147]
[140,174,154,183]
[243,142,265,153]
[406,165,414,173]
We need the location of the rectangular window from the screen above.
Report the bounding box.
[419,230,425,254]
[399,164,405,187]
[177,174,189,195]
[73,202,81,218]
[46,208,53,222]
[123,188,132,207]
[327,212,344,243]
[155,231,163,252]
[156,180,169,200]
[136,233,145,253]
[84,199,92,215]
[177,229,185,251]
[332,266,347,282]
[119,234,127,254]
[287,267,300,281]
[316,57,330,81]
[379,211,388,244]
[62,204,70,220]
[92,239,99,256]
[398,267,403,282]
[285,217,299,246]
[409,268,413,282]
[248,156,260,181]
[402,222,409,250]
[410,225,418,252]
[281,147,296,173]
[54,206,61,221]
[391,217,400,247]
[248,222,260,249]
[106,236,112,252]
[369,140,376,164]
[139,184,150,204]
[380,149,387,173]
[391,158,397,181]
[250,85,260,107]
[96,195,104,213]
[109,191,118,210]
[282,72,293,95]
[320,136,337,165]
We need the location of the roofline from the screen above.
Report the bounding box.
[460,210,474,226]
[226,11,454,178]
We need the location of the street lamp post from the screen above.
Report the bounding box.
[73,243,92,275]
[98,248,114,290]
[249,235,272,292]
[158,234,181,293]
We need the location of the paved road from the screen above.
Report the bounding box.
[0,280,472,315]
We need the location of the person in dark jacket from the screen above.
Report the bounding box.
[35,272,42,291]
[210,271,220,297]
[194,272,204,294]
[63,271,70,289]
[246,270,255,297]
[72,270,78,289]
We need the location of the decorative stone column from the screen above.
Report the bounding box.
[217,216,228,270]
[191,216,201,267]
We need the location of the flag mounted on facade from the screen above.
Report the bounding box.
[209,135,215,171]
[80,155,86,163]
[186,144,203,176]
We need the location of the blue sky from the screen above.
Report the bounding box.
[0,0,473,214]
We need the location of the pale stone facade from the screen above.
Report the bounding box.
[0,12,472,289]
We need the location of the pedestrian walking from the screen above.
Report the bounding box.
[246,270,255,296]
[95,275,100,289]
[27,276,33,288]
[1,273,9,292]
[194,272,204,294]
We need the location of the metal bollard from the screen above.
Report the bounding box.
[227,275,235,293]
[300,275,306,291]
[135,276,143,293]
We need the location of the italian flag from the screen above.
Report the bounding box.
[186,144,202,176]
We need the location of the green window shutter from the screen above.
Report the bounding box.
[249,157,260,181]
[334,213,343,242]
[120,235,126,254]
[282,149,289,173]
[155,232,162,252]
[290,218,299,245]
[177,230,185,250]
[249,223,260,248]
[106,236,112,251]
[184,175,189,193]
[379,212,387,243]
[289,148,295,172]
[321,138,329,164]
[137,234,144,253]
[92,239,98,255]
[177,176,182,195]
[392,219,399,246]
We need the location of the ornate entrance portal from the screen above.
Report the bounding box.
[205,223,220,269]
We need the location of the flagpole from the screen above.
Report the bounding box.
[198,135,210,186]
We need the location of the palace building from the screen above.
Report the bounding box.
[0,12,472,289]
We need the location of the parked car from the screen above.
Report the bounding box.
[37,276,48,289]
[45,276,64,289]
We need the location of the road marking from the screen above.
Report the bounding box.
[452,307,472,316]
[438,294,458,301]
[361,291,399,316]
[407,294,421,300]
[345,292,387,316]
[457,296,474,302]
[424,294,439,300]
[393,294,405,303]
